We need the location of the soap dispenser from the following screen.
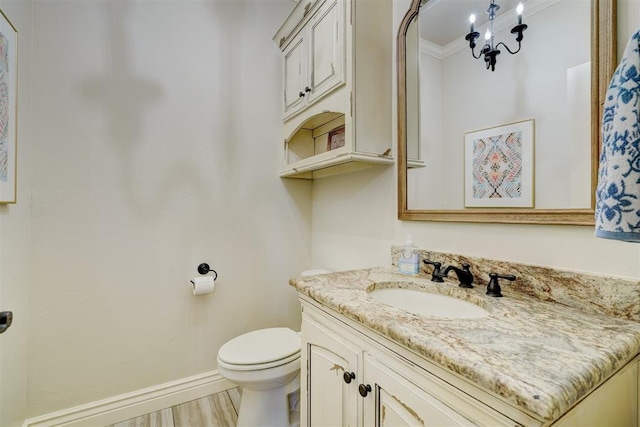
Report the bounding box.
[398,234,419,275]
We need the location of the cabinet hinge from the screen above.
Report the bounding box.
[350,91,353,117]
[350,0,353,26]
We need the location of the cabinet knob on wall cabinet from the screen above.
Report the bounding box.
[305,86,311,93]
[299,91,305,98]
[343,371,356,384]
[358,384,372,397]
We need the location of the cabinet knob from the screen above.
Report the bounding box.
[299,91,305,98]
[343,371,355,384]
[305,86,311,93]
[358,384,372,397]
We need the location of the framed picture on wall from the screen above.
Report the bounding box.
[327,126,345,151]
[464,119,535,208]
[0,9,17,204]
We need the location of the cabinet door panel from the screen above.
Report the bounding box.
[308,0,344,103]
[308,345,353,426]
[364,355,475,427]
[283,33,307,117]
[303,316,359,427]
[378,387,428,426]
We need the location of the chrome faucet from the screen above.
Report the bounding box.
[440,263,474,288]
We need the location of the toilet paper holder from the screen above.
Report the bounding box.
[190,263,218,283]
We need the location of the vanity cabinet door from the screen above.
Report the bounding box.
[306,0,345,105]
[301,315,360,427]
[362,353,475,427]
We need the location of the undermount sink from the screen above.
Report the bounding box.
[368,288,489,319]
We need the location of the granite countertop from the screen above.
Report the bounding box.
[290,268,640,422]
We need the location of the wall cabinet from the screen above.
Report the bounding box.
[282,0,344,120]
[274,0,393,179]
[282,31,308,119]
[299,296,640,427]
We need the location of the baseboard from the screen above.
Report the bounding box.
[23,370,235,427]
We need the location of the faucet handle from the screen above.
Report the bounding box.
[486,273,516,297]
[423,260,444,282]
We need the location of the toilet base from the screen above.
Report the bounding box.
[237,373,300,427]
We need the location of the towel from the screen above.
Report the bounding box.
[595,30,640,242]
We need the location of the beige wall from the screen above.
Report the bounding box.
[27,0,311,417]
[0,1,33,426]
[310,0,640,279]
[618,0,640,56]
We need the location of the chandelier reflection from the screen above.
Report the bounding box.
[464,0,528,72]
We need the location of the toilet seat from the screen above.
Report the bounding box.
[218,352,300,371]
[218,327,301,371]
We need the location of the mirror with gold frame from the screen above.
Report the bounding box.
[397,0,617,225]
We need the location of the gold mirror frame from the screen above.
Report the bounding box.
[397,0,617,225]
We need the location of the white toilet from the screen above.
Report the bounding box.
[217,327,301,427]
[217,270,330,426]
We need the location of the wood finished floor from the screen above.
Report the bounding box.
[107,388,242,427]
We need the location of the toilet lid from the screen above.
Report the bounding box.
[218,327,301,366]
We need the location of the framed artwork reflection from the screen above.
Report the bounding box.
[327,126,345,151]
[464,119,534,208]
[0,9,16,204]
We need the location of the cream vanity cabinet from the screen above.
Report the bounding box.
[273,0,393,179]
[299,296,640,427]
[300,298,520,427]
